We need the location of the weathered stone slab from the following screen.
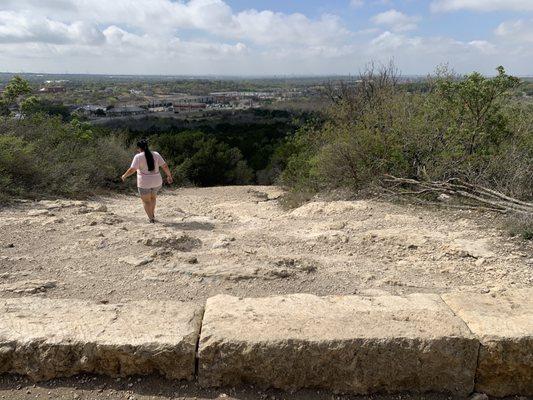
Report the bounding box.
[442,289,533,397]
[0,298,203,381]
[198,294,478,395]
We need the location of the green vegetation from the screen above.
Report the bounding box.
[0,76,32,116]
[0,76,307,198]
[0,114,129,200]
[0,77,129,200]
[281,65,532,202]
[0,67,531,234]
[505,214,533,241]
[106,109,309,186]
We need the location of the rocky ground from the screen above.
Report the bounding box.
[0,186,531,304]
[0,375,459,400]
[0,185,531,399]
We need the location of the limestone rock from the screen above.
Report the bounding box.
[198,293,478,395]
[449,239,495,259]
[442,289,533,397]
[145,262,260,281]
[290,201,368,217]
[142,234,201,251]
[119,256,154,267]
[268,257,317,277]
[0,280,57,294]
[27,210,54,217]
[438,193,451,202]
[92,204,108,212]
[212,236,235,249]
[0,297,203,381]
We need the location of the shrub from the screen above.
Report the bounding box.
[153,131,253,186]
[282,64,532,201]
[504,214,533,241]
[0,114,131,199]
[0,135,39,198]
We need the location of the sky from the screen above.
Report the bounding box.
[0,0,532,76]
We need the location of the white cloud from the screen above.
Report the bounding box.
[0,0,531,75]
[495,19,533,43]
[0,11,104,45]
[350,0,364,8]
[431,0,533,12]
[371,9,420,32]
[0,1,350,48]
[232,11,349,46]
[468,40,497,54]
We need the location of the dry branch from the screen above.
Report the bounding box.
[383,175,533,215]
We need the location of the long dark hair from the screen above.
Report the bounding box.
[137,139,155,171]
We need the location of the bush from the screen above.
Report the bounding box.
[504,214,533,240]
[152,131,253,186]
[0,114,130,199]
[282,64,532,201]
[21,97,71,121]
[0,135,39,198]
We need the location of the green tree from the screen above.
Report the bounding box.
[0,99,10,117]
[1,75,33,116]
[3,76,32,102]
[21,96,71,120]
[154,131,253,186]
[436,66,520,155]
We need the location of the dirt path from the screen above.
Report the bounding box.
[0,375,457,400]
[0,186,531,305]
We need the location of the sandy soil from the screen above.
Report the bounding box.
[0,186,531,305]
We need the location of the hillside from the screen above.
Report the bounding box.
[1,186,530,305]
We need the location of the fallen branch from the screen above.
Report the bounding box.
[383,175,533,215]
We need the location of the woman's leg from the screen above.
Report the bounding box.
[140,193,154,220]
[150,193,157,220]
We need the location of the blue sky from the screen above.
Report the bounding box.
[0,0,532,75]
[226,0,521,42]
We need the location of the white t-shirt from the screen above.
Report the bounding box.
[130,151,166,189]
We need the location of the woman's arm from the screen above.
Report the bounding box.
[161,163,173,184]
[121,167,137,182]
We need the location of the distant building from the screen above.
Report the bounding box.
[147,101,173,113]
[173,103,207,112]
[173,96,214,105]
[73,105,107,117]
[106,105,147,117]
[39,86,66,93]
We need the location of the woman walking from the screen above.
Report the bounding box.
[121,139,173,223]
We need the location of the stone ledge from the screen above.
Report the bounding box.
[197,293,479,395]
[0,297,203,381]
[1,291,531,397]
[442,288,533,397]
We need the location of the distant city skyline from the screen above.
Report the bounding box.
[0,0,532,76]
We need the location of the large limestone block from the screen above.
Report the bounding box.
[198,294,478,395]
[0,298,203,381]
[442,289,533,397]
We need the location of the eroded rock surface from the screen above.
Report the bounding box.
[198,293,478,395]
[0,280,57,294]
[442,288,533,397]
[0,297,203,381]
[1,187,530,303]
